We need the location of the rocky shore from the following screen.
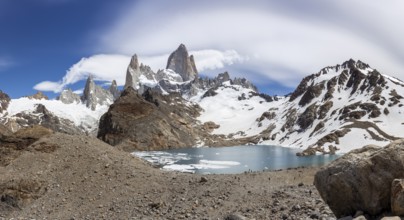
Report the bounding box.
[0,128,336,219]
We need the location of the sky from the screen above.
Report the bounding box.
[1,0,404,98]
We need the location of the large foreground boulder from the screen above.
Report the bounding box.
[314,139,404,218]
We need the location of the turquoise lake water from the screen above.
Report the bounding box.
[133,145,340,174]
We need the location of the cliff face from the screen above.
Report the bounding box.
[97,87,205,151]
[166,44,198,81]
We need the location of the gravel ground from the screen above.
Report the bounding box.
[0,133,336,219]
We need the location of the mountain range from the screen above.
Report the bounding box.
[1,44,403,154]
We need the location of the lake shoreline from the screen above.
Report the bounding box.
[133,145,340,174]
[3,133,336,219]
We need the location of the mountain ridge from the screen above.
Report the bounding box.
[1,45,403,154]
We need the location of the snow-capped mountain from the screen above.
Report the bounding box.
[1,44,403,154]
[0,76,115,135]
[199,59,404,154]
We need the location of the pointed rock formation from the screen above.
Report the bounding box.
[57,89,81,104]
[0,90,10,113]
[166,44,198,81]
[82,76,113,110]
[124,54,141,89]
[109,80,121,100]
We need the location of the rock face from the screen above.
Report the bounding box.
[82,76,114,110]
[314,140,404,218]
[0,90,10,113]
[57,89,81,104]
[391,179,404,216]
[97,87,205,151]
[124,54,141,89]
[166,44,198,81]
[109,80,120,100]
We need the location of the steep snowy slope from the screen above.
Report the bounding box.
[0,98,109,134]
[201,59,404,153]
[191,81,275,137]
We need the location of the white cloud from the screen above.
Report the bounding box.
[33,50,244,93]
[192,50,246,72]
[33,81,63,92]
[95,0,404,89]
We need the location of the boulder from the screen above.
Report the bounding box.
[314,140,404,218]
[391,179,404,215]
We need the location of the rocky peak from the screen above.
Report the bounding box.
[27,91,48,100]
[82,75,113,110]
[57,89,81,104]
[0,90,11,113]
[166,44,198,81]
[109,80,120,100]
[341,59,370,70]
[124,54,141,89]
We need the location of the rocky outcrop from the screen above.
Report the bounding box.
[124,54,141,89]
[97,87,205,151]
[82,76,113,110]
[391,179,404,216]
[57,89,81,104]
[0,125,53,166]
[26,91,48,100]
[0,90,10,113]
[166,44,198,81]
[314,140,404,218]
[109,80,120,100]
[0,124,11,137]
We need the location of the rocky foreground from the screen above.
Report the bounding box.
[0,127,336,219]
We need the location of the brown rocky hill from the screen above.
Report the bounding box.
[0,127,334,219]
[98,87,209,151]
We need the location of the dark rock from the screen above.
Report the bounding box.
[314,140,404,218]
[318,101,333,119]
[224,213,248,220]
[297,104,318,130]
[200,177,208,183]
[97,87,206,151]
[202,88,218,98]
[0,90,10,113]
[298,83,325,106]
[391,179,404,216]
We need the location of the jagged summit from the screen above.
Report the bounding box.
[124,54,140,89]
[166,44,198,81]
[82,75,114,110]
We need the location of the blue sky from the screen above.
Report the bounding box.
[1,0,404,98]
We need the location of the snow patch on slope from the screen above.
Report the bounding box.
[196,82,272,137]
[5,98,108,132]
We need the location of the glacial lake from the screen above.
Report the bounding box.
[133,145,340,174]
